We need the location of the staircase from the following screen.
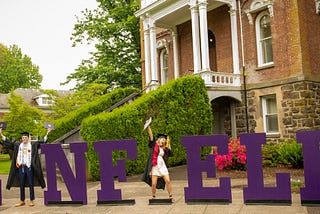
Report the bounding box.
[52,89,145,144]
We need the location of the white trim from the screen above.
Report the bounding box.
[150,24,159,85]
[172,28,180,79]
[156,39,168,50]
[245,0,274,25]
[143,20,151,89]
[229,6,240,78]
[199,0,210,71]
[190,5,201,73]
[316,0,320,14]
[135,0,167,17]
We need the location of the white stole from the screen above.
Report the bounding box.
[16,142,32,168]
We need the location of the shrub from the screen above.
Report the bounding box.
[48,87,139,143]
[278,140,303,168]
[213,139,246,170]
[262,142,282,167]
[213,138,303,170]
[82,76,213,180]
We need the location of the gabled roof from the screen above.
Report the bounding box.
[0,88,71,109]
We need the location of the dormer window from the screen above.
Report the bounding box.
[41,96,53,105]
[33,94,53,106]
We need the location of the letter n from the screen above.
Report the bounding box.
[0,179,2,205]
[41,143,88,205]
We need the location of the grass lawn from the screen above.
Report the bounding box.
[0,154,11,174]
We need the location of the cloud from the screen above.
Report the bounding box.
[0,0,97,90]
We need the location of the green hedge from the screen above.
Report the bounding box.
[81,76,213,180]
[48,87,139,143]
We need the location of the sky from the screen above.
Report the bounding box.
[0,0,98,90]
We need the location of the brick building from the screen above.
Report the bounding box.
[135,0,320,142]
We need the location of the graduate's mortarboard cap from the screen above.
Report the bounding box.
[0,122,7,130]
[157,133,167,139]
[21,132,30,137]
[44,122,55,130]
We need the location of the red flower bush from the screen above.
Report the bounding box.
[212,139,246,170]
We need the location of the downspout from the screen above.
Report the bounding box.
[238,0,249,133]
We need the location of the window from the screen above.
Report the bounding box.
[160,49,169,84]
[41,97,53,105]
[208,30,217,71]
[261,95,279,133]
[256,12,273,67]
[34,94,53,106]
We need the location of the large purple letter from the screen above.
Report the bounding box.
[94,139,137,201]
[242,133,291,204]
[0,179,2,205]
[182,135,231,203]
[296,130,320,205]
[41,142,88,205]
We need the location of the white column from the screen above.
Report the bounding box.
[172,28,179,79]
[149,21,159,90]
[143,19,151,90]
[190,2,201,73]
[198,0,210,71]
[229,4,240,76]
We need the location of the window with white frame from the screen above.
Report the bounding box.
[34,94,53,106]
[261,95,279,133]
[160,48,169,84]
[41,96,53,105]
[256,12,273,67]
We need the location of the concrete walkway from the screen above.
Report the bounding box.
[0,165,319,214]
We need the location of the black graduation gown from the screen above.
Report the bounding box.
[3,138,46,190]
[141,139,172,190]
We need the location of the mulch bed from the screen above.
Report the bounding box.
[215,166,305,193]
[216,166,304,179]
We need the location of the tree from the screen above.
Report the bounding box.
[2,92,45,140]
[48,83,109,120]
[64,0,142,91]
[0,44,43,93]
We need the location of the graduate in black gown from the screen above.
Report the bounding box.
[0,127,52,207]
[141,118,173,199]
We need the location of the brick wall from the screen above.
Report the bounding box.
[141,0,320,142]
[150,1,320,86]
[177,22,194,76]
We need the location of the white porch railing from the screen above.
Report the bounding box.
[195,71,241,87]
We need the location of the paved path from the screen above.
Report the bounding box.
[1,165,320,214]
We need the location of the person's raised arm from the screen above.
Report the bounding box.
[166,136,171,150]
[0,128,4,143]
[43,128,52,142]
[0,128,13,150]
[147,126,154,141]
